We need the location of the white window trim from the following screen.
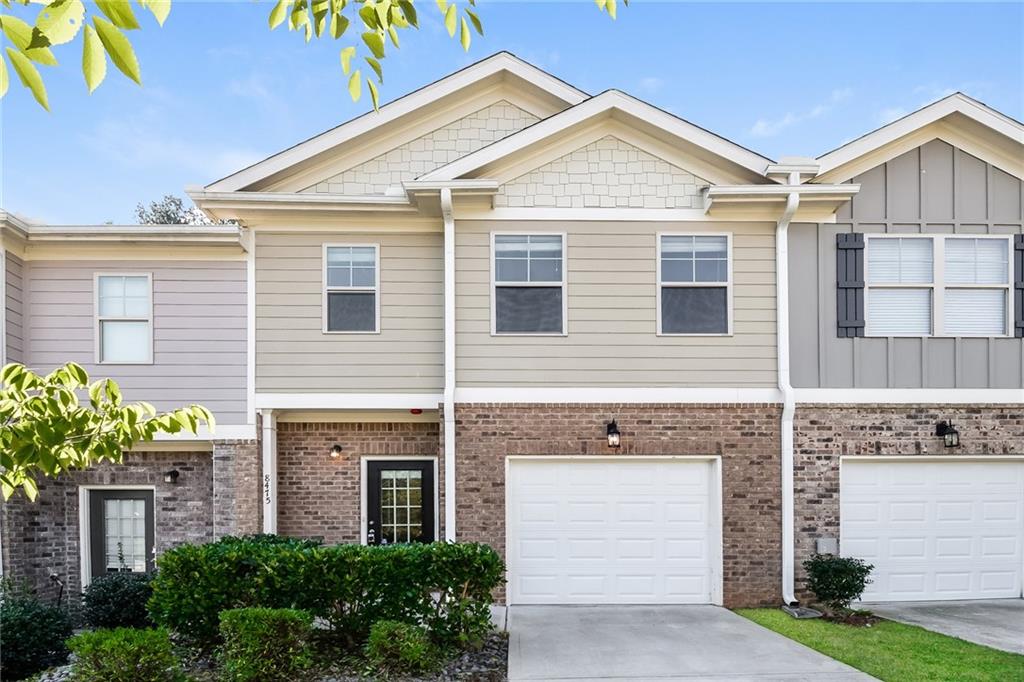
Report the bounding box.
[490,231,568,337]
[359,456,440,546]
[656,232,734,337]
[322,243,381,335]
[78,485,157,590]
[864,234,1014,338]
[93,272,154,365]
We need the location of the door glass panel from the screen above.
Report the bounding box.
[104,497,147,572]
[379,468,424,544]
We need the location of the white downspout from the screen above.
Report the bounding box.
[440,188,457,541]
[777,173,800,606]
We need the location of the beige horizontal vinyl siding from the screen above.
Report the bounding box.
[26,260,247,424]
[455,220,777,387]
[255,231,443,392]
[6,252,24,363]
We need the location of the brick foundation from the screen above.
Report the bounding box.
[792,404,1024,599]
[0,449,215,601]
[453,403,783,608]
[275,421,441,544]
[213,439,261,537]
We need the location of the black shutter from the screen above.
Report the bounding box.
[836,232,865,338]
[1014,234,1023,338]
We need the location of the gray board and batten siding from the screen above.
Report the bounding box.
[789,139,1024,389]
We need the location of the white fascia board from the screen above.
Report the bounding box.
[23,224,240,243]
[189,189,414,211]
[205,53,587,193]
[150,424,257,441]
[454,387,784,404]
[420,90,773,183]
[815,93,1024,178]
[794,388,1024,405]
[253,393,443,410]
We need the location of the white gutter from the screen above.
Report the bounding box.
[777,173,800,606]
[440,188,457,541]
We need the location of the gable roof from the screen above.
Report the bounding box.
[205,52,587,193]
[418,90,775,186]
[814,93,1024,183]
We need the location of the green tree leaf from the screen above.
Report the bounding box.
[339,45,355,74]
[443,4,456,36]
[145,0,171,26]
[92,16,141,84]
[397,0,417,27]
[5,47,49,110]
[347,67,361,100]
[465,7,482,34]
[365,55,382,82]
[459,16,470,50]
[36,0,85,45]
[1,15,58,65]
[95,0,141,30]
[329,12,348,38]
[81,23,106,93]
[0,54,8,99]
[269,0,290,29]
[367,77,378,110]
[361,30,384,58]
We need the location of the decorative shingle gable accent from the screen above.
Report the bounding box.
[494,135,709,209]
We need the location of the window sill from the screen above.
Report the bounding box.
[322,330,381,335]
[657,332,734,338]
[490,332,568,338]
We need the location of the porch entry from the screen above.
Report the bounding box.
[366,460,435,544]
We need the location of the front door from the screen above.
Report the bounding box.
[89,489,155,580]
[366,461,435,545]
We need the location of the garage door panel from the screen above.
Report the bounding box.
[509,458,717,604]
[842,460,1024,602]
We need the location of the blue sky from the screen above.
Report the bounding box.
[1,1,1021,224]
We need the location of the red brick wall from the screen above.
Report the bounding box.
[276,421,441,544]
[793,404,1024,599]
[0,450,214,601]
[454,403,783,608]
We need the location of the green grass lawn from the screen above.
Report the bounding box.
[736,608,1024,682]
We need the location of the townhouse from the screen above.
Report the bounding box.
[2,53,1021,609]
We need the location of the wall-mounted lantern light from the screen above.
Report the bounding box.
[163,469,180,484]
[606,420,621,448]
[330,444,344,458]
[935,421,960,448]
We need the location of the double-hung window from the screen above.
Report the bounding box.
[492,233,566,335]
[658,234,732,335]
[324,245,379,333]
[95,274,152,363]
[865,235,1012,336]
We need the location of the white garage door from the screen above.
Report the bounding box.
[507,458,718,605]
[841,459,1024,602]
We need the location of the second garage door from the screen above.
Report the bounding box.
[841,459,1024,602]
[507,458,720,605]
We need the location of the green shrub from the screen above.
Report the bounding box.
[82,572,154,628]
[803,554,874,612]
[67,627,184,682]
[364,620,436,675]
[219,607,313,682]
[149,536,504,650]
[0,579,72,681]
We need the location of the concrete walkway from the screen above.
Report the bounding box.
[508,605,873,681]
[863,599,1024,654]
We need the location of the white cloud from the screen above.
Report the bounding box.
[749,87,853,138]
[637,76,664,94]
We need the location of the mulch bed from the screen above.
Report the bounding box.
[320,631,508,681]
[821,610,882,627]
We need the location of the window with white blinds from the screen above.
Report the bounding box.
[865,236,1011,337]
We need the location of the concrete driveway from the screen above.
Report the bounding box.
[863,599,1024,654]
[508,605,872,681]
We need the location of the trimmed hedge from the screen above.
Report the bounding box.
[82,572,154,629]
[219,608,314,682]
[67,627,184,682]
[0,580,72,680]
[365,620,436,675]
[149,535,504,649]
[803,553,874,612]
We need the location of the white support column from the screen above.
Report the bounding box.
[261,408,278,534]
[441,188,457,541]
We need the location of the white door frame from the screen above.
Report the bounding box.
[504,455,724,606]
[78,485,158,590]
[359,456,440,546]
[839,455,1024,600]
